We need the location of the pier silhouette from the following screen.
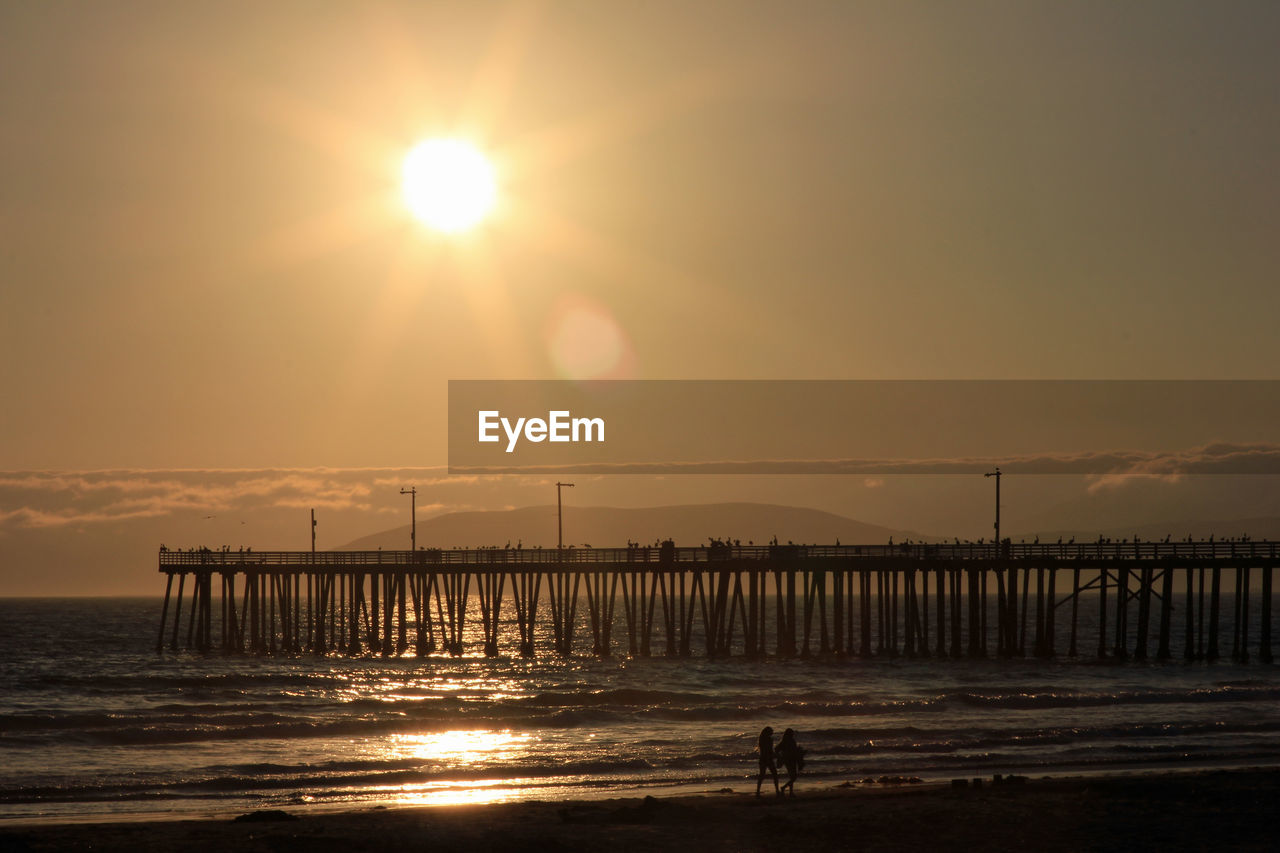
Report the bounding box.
[156,539,1280,662]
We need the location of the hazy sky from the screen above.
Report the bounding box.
[3,0,1277,472]
[2,2,1279,595]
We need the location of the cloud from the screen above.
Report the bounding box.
[0,468,474,529]
[4,445,1277,530]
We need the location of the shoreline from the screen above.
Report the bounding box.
[6,755,1279,828]
[4,766,1280,852]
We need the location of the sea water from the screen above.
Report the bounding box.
[3,597,1280,822]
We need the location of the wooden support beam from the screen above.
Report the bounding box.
[920,566,929,656]
[816,570,830,656]
[949,569,961,658]
[1034,567,1045,657]
[1019,566,1031,657]
[478,571,505,657]
[860,569,872,657]
[829,570,842,656]
[1208,567,1221,661]
[619,572,639,656]
[1068,566,1080,657]
[1045,565,1057,658]
[1156,564,1173,660]
[348,573,363,655]
[1113,567,1128,660]
[1134,567,1152,660]
[935,566,946,657]
[902,569,916,657]
[968,568,982,658]
[398,571,408,655]
[979,568,988,657]
[1006,566,1019,658]
[1097,568,1108,659]
[1239,565,1251,663]
[890,569,899,656]
[157,573,174,653]
[1261,566,1273,664]
[875,570,886,656]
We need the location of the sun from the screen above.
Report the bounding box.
[401,139,497,233]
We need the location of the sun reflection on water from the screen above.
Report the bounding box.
[381,729,535,806]
[326,671,530,704]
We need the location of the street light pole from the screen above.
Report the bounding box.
[399,487,417,553]
[984,467,1002,548]
[556,482,574,550]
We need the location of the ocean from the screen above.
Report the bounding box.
[3,596,1280,823]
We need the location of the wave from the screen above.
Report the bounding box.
[7,681,1280,748]
[0,756,660,804]
[949,683,1280,710]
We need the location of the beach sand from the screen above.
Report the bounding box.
[2,768,1277,852]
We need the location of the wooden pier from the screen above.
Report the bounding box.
[156,540,1280,662]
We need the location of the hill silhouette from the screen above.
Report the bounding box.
[1017,516,1280,544]
[339,502,932,550]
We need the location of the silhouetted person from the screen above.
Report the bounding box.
[777,728,804,796]
[755,726,779,796]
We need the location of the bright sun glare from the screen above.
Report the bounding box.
[401,139,497,233]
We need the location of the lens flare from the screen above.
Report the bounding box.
[547,297,634,379]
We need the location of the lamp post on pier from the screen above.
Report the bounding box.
[556,482,574,551]
[984,467,1002,549]
[399,487,417,553]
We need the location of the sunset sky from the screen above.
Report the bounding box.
[2,2,1278,594]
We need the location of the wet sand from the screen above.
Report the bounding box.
[3,768,1278,852]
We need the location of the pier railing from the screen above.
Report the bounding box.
[158,539,1280,571]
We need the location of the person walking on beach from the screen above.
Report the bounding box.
[756,726,779,796]
[776,728,804,797]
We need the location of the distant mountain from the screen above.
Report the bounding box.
[1017,517,1280,544]
[338,502,934,550]
[1010,477,1280,539]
